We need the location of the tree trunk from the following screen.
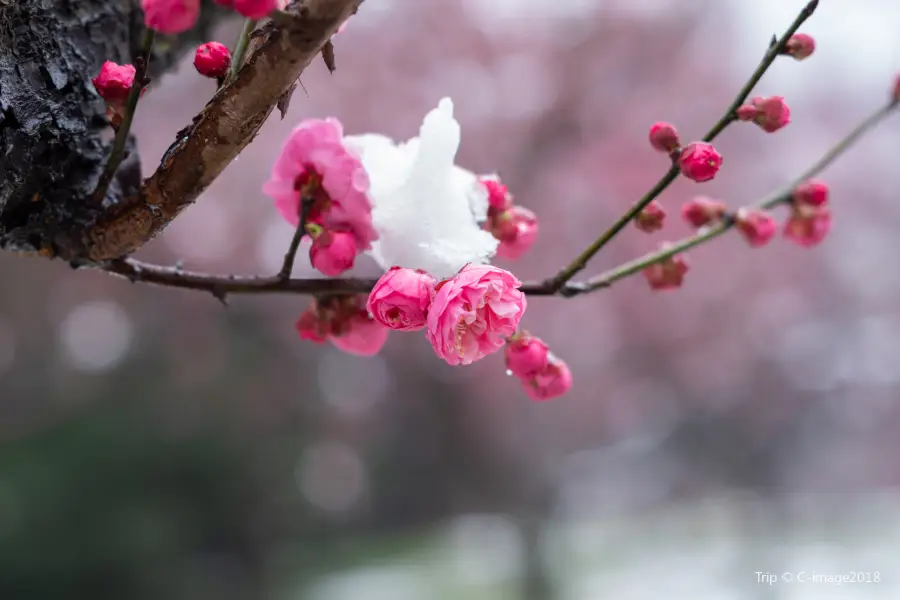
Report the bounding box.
[0,0,225,259]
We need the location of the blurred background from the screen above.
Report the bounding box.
[2,0,900,598]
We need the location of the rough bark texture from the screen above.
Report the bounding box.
[0,0,350,263]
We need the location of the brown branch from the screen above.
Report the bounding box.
[83,0,362,262]
[543,0,820,292]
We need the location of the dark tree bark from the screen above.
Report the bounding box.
[0,1,227,258]
[0,0,358,264]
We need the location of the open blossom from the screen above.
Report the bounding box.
[678,142,722,182]
[784,33,816,60]
[743,96,791,133]
[792,180,829,206]
[309,229,357,276]
[505,333,549,379]
[296,296,388,356]
[648,122,680,153]
[426,264,527,366]
[141,0,200,34]
[232,0,284,19]
[521,357,572,401]
[784,204,832,247]
[735,209,777,248]
[491,206,539,260]
[344,98,498,279]
[366,267,436,331]
[681,196,727,228]
[634,201,666,233]
[643,246,689,290]
[263,118,377,254]
[194,42,231,79]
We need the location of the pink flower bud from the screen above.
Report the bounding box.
[233,0,284,19]
[366,267,436,331]
[681,196,727,228]
[649,122,680,153]
[634,201,666,233]
[493,206,538,260]
[505,333,549,379]
[194,41,232,79]
[309,229,357,276]
[521,357,572,401]
[330,312,389,356]
[736,104,757,121]
[784,204,832,247]
[481,178,512,211]
[735,208,777,248]
[141,0,201,35]
[792,180,829,207]
[92,61,136,108]
[750,96,791,133]
[678,142,722,182]
[784,33,816,60]
[643,246,689,291]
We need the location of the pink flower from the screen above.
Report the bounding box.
[648,122,680,153]
[681,196,727,228]
[481,178,512,211]
[678,142,722,182]
[366,267,436,331]
[309,229,357,276]
[426,264,527,366]
[233,0,284,19]
[634,201,666,233]
[749,96,791,133]
[784,204,832,247]
[141,0,201,34]
[92,61,136,108]
[504,333,549,379]
[263,118,377,252]
[330,313,389,356]
[784,33,816,60]
[295,297,389,356]
[194,41,231,79]
[643,246,689,291]
[792,180,829,207]
[735,208,777,248]
[491,206,539,260]
[521,357,572,401]
[735,104,757,121]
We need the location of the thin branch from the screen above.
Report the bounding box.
[565,100,898,296]
[278,194,314,280]
[91,28,155,205]
[229,18,258,81]
[84,0,362,262]
[544,0,820,292]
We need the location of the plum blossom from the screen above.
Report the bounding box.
[344,98,498,279]
[194,42,231,79]
[141,0,200,34]
[735,209,777,248]
[681,196,727,228]
[521,356,572,401]
[366,267,436,331]
[634,201,666,233]
[678,142,722,182]
[648,122,680,153]
[296,296,388,356]
[504,333,549,379]
[426,264,526,366]
[263,118,377,256]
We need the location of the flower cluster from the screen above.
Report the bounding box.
[481,177,539,260]
[505,333,572,401]
[263,118,378,277]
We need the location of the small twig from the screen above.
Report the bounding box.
[278,194,314,280]
[229,18,258,81]
[565,100,898,296]
[91,28,155,205]
[544,0,820,292]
